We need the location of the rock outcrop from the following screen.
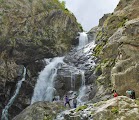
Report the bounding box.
[0,0,82,64]
[13,96,139,120]
[12,101,65,120]
[59,96,139,120]
[0,0,82,119]
[92,0,139,100]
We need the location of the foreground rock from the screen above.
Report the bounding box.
[13,96,139,120]
[58,96,139,120]
[13,101,65,120]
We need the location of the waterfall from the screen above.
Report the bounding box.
[70,71,73,90]
[31,57,64,104]
[77,70,86,103]
[31,32,94,105]
[1,67,26,120]
[78,32,88,50]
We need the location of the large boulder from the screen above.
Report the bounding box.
[12,101,65,120]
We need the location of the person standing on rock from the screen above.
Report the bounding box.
[72,95,77,108]
[64,95,71,108]
[113,90,118,106]
[113,90,118,98]
[126,90,132,98]
[126,90,135,99]
[131,90,135,99]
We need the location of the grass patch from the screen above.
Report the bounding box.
[111,107,118,114]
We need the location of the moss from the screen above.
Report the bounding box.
[0,0,4,3]
[93,44,103,57]
[75,105,87,112]
[116,17,128,28]
[135,99,139,105]
[96,31,103,41]
[102,59,109,64]
[94,64,102,75]
[111,107,118,114]
[43,115,53,120]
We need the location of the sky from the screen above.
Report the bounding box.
[59,0,120,31]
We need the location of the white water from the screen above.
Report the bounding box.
[70,71,73,89]
[78,32,88,50]
[31,32,94,105]
[1,67,26,120]
[31,57,64,104]
[77,70,87,103]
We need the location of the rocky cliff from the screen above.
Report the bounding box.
[91,0,139,101]
[2,0,139,119]
[0,0,82,119]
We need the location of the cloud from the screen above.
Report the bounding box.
[59,0,120,31]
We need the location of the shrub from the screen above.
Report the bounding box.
[111,107,118,114]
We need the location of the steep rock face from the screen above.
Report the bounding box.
[87,26,98,42]
[0,0,82,119]
[0,0,81,64]
[93,0,139,100]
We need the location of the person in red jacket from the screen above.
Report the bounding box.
[113,90,118,106]
[113,90,118,97]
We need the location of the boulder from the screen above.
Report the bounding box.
[12,101,65,120]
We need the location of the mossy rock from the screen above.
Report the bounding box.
[75,105,87,112]
[0,0,82,64]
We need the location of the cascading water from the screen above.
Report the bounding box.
[78,32,88,50]
[31,57,64,104]
[77,70,87,103]
[1,67,26,120]
[31,32,94,106]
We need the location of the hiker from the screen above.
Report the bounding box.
[131,90,135,99]
[52,97,56,102]
[113,90,118,106]
[72,95,77,108]
[64,95,71,108]
[113,90,118,98]
[126,90,132,98]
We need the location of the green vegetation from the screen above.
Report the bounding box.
[75,105,87,112]
[61,1,66,8]
[94,64,102,75]
[96,31,103,41]
[43,115,53,120]
[111,107,118,114]
[135,99,139,105]
[0,0,4,3]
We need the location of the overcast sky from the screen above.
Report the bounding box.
[59,0,120,31]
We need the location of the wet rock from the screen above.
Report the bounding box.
[55,69,82,97]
